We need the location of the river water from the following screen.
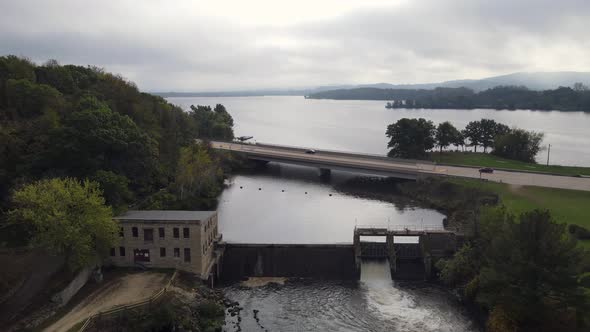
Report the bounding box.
[167,95,590,167]
[223,260,477,332]
[214,164,478,331]
[166,96,571,331]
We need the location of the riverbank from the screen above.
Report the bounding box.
[336,175,590,247]
[335,177,498,235]
[431,151,590,177]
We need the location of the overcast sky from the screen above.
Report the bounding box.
[1,0,589,91]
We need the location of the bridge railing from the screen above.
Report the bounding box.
[216,140,434,165]
[355,224,447,232]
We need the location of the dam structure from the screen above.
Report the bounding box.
[353,226,462,280]
[219,226,462,282]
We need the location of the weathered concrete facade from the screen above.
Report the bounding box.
[107,210,221,279]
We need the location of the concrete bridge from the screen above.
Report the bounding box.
[210,140,590,191]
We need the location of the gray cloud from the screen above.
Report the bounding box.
[0,0,589,90]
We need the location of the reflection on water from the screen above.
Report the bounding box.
[222,259,479,332]
[218,163,445,244]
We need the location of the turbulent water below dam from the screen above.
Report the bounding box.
[222,259,479,332]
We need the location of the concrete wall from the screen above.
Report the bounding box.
[221,244,359,281]
[51,266,93,307]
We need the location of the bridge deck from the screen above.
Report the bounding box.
[209,140,590,191]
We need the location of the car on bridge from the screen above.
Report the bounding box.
[479,167,494,174]
[305,149,316,154]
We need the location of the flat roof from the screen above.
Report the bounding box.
[114,210,216,222]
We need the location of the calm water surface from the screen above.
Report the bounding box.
[167,95,590,166]
[217,164,443,244]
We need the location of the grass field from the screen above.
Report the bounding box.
[432,152,590,177]
[450,178,590,248]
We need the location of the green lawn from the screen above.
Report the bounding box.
[432,152,590,177]
[451,178,590,248]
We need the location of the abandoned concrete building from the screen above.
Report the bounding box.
[107,210,222,280]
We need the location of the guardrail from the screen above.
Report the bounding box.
[355,224,446,232]
[213,140,434,165]
[78,270,177,332]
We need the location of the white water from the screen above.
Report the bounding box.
[360,259,475,332]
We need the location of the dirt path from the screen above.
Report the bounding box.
[44,272,169,332]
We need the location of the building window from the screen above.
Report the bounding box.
[158,227,165,238]
[119,227,124,237]
[134,249,150,262]
[160,247,166,257]
[174,248,180,257]
[183,227,189,238]
[132,227,138,237]
[144,228,154,242]
[184,248,191,262]
[119,246,126,256]
[173,227,179,238]
[110,248,116,256]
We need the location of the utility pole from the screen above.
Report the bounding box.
[546,144,551,166]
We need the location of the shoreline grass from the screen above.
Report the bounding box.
[450,178,590,248]
[431,151,590,177]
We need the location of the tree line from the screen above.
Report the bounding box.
[384,84,590,111]
[0,55,236,270]
[307,84,590,112]
[386,118,543,162]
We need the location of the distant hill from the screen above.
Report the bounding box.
[155,72,590,98]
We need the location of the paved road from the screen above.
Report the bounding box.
[211,141,590,192]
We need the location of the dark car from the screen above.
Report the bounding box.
[479,167,494,173]
[305,149,316,154]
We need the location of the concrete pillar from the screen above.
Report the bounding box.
[423,256,432,280]
[353,232,361,270]
[419,234,431,280]
[386,234,396,275]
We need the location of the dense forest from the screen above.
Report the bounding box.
[0,55,236,233]
[309,85,590,112]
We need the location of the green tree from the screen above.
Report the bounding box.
[479,119,498,153]
[189,104,234,140]
[492,128,544,163]
[175,144,221,201]
[91,170,133,212]
[476,209,588,330]
[435,121,460,153]
[47,100,160,193]
[9,178,116,271]
[386,118,436,159]
[463,121,482,152]
[453,130,466,151]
